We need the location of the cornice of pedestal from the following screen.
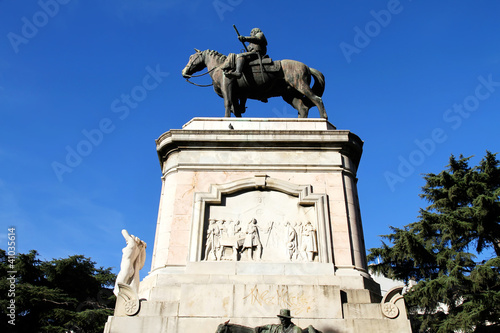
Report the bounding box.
[155,117,363,171]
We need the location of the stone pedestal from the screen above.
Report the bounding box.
[104,118,412,333]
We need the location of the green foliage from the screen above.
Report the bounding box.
[0,249,116,333]
[368,151,500,332]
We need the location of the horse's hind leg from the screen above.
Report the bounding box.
[234,97,246,117]
[295,83,327,119]
[285,67,327,119]
[282,93,310,118]
[223,100,232,117]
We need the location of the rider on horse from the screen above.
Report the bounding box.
[225,27,268,79]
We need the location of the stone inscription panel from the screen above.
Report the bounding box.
[234,284,342,319]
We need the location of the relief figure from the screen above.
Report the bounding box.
[204,219,222,261]
[242,218,263,260]
[300,221,318,262]
[285,221,298,261]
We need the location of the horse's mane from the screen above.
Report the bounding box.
[203,49,227,62]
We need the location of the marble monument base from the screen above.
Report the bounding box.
[104,263,410,332]
[104,118,411,333]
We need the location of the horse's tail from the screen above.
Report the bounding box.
[305,67,325,108]
[309,67,325,97]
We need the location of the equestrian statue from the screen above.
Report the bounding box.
[181,26,328,119]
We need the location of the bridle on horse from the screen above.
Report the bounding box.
[184,51,218,87]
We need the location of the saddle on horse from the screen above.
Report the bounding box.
[247,56,281,73]
[222,53,281,79]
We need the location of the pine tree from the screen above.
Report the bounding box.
[368,151,500,333]
[0,250,116,333]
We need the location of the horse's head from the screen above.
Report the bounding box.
[215,320,230,333]
[182,48,206,78]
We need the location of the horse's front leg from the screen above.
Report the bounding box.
[222,76,239,117]
[221,77,233,117]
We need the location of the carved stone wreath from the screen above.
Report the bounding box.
[380,286,405,319]
[124,300,139,315]
[381,302,399,319]
[115,283,141,317]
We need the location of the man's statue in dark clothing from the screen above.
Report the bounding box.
[225,27,268,79]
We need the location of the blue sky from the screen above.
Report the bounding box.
[1,1,499,278]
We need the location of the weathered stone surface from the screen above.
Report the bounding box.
[153,118,364,272]
[104,118,411,333]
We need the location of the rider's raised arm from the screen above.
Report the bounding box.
[242,32,267,45]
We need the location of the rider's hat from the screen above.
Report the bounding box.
[277,309,293,319]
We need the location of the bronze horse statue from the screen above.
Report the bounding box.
[182,49,328,119]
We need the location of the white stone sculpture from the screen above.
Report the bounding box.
[381,286,406,319]
[285,221,299,260]
[301,221,318,262]
[219,219,228,237]
[219,219,242,261]
[113,229,147,296]
[204,219,222,261]
[242,218,263,260]
[232,220,242,237]
[202,217,321,262]
[114,283,141,316]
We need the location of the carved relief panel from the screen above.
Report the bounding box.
[190,175,332,264]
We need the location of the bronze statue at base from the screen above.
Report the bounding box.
[215,309,322,333]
